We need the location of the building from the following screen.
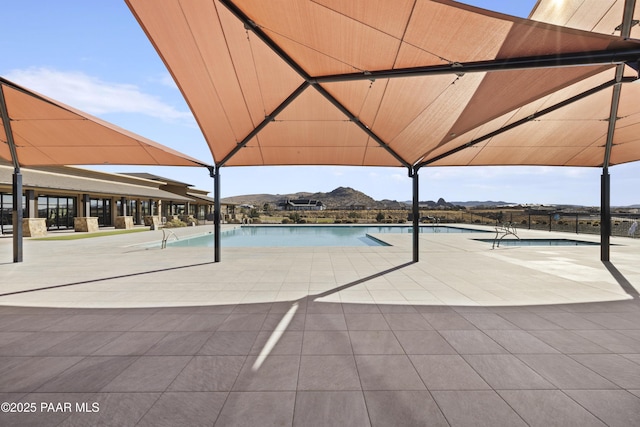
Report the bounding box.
[0,163,236,235]
[278,199,325,211]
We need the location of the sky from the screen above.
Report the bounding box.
[2,0,638,206]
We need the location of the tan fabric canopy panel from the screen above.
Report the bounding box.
[0,78,209,168]
[126,0,640,169]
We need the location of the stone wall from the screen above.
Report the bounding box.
[23,218,47,237]
[74,217,99,233]
[115,216,134,229]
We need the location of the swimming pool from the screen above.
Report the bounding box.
[474,238,600,247]
[165,225,489,248]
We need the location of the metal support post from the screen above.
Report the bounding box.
[601,171,611,261]
[12,172,23,263]
[209,166,221,262]
[1,83,23,263]
[411,167,420,263]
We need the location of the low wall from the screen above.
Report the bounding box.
[115,216,134,229]
[23,218,48,237]
[144,216,160,230]
[74,217,99,233]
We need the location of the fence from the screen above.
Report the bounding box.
[429,210,640,238]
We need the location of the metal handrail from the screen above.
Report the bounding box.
[161,229,179,249]
[493,222,519,249]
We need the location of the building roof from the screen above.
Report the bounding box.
[126,0,640,169]
[0,77,210,168]
[0,164,192,201]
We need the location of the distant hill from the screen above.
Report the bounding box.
[449,200,513,207]
[222,186,406,209]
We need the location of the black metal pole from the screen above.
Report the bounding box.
[12,172,23,263]
[211,165,221,263]
[601,171,611,261]
[0,83,23,263]
[412,168,419,263]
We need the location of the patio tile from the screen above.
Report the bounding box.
[364,390,448,427]
[498,390,606,427]
[355,355,425,390]
[127,314,187,331]
[439,330,507,354]
[198,331,258,355]
[538,312,606,330]
[463,354,553,389]
[293,391,369,427]
[302,331,353,355]
[304,314,347,331]
[40,331,123,356]
[383,313,433,330]
[0,332,78,356]
[528,330,611,353]
[1,392,82,427]
[574,330,640,353]
[395,330,457,354]
[137,392,226,427]
[460,313,520,330]
[298,355,361,390]
[56,392,161,427]
[36,356,137,392]
[432,390,527,426]
[409,355,490,390]
[421,312,476,330]
[0,356,83,392]
[168,356,245,391]
[495,312,564,330]
[564,390,640,427]
[145,331,211,355]
[171,314,228,331]
[217,313,267,331]
[233,355,299,391]
[216,391,295,427]
[91,332,167,356]
[249,331,303,355]
[569,354,640,389]
[344,313,390,330]
[349,330,404,354]
[102,356,191,391]
[342,303,381,313]
[517,354,618,389]
[261,312,306,331]
[482,330,559,353]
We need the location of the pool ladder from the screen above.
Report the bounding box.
[160,229,179,249]
[492,222,519,249]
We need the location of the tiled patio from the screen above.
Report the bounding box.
[1,225,639,426]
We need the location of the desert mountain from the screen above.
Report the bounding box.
[222,186,406,209]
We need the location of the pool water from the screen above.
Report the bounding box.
[475,238,600,247]
[166,225,488,248]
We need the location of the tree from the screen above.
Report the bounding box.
[376,212,385,223]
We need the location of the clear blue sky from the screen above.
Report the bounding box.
[2,1,637,206]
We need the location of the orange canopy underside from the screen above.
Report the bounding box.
[126,0,640,169]
[0,78,208,168]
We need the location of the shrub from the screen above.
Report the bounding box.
[164,218,187,228]
[282,218,291,224]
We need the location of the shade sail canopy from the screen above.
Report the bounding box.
[126,0,640,169]
[0,77,210,168]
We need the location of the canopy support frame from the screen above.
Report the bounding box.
[313,49,640,84]
[219,0,409,169]
[208,165,221,263]
[416,77,636,168]
[410,166,420,263]
[601,0,636,262]
[0,83,23,263]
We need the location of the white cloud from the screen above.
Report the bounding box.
[5,67,193,122]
